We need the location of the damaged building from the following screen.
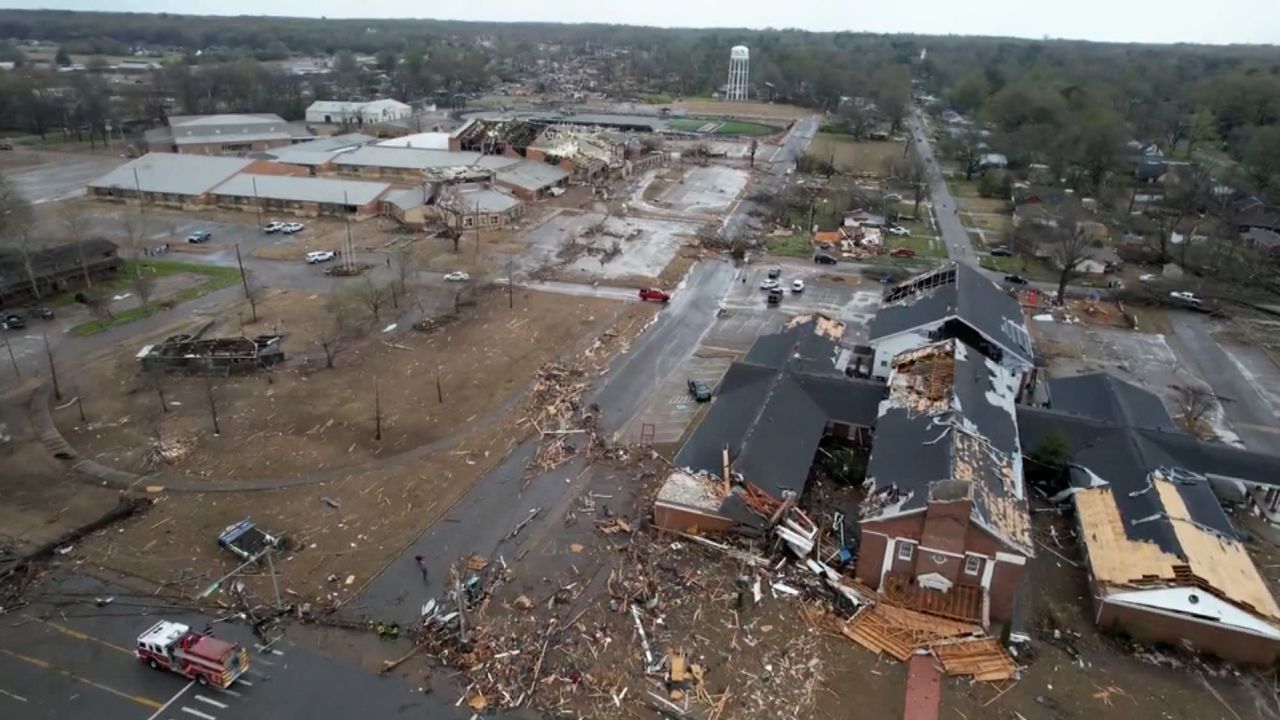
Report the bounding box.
[137,335,285,374]
[856,339,1031,626]
[1020,373,1280,663]
[868,262,1034,389]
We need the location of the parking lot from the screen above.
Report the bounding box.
[620,354,734,445]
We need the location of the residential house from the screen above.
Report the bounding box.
[0,239,121,306]
[1075,246,1122,275]
[145,114,313,155]
[1019,374,1280,664]
[977,153,1008,170]
[867,263,1034,387]
[856,339,1032,625]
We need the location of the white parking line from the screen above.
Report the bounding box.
[180,706,217,720]
[216,688,242,698]
[195,695,228,709]
[147,681,194,720]
[0,687,28,702]
[255,657,275,667]
[236,678,253,687]
[272,649,284,656]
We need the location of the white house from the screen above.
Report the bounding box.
[306,99,412,126]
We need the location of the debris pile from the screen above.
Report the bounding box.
[523,361,600,474]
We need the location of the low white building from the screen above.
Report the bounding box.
[306,99,412,126]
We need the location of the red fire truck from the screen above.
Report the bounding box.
[136,621,250,688]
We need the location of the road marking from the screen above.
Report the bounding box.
[20,614,135,656]
[0,648,164,710]
[254,657,275,667]
[0,687,28,702]
[146,681,193,720]
[236,679,253,687]
[271,649,284,656]
[180,706,217,720]
[194,695,228,709]
[215,687,241,697]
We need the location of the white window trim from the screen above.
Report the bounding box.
[896,540,915,561]
[963,555,982,576]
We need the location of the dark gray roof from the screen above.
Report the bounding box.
[674,319,884,506]
[1046,374,1179,431]
[869,262,1033,367]
[1018,373,1280,558]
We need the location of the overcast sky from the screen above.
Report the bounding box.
[9,0,1280,46]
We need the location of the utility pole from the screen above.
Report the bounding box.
[373,377,382,441]
[132,166,145,216]
[43,333,60,401]
[507,257,514,309]
[235,243,256,322]
[205,374,220,435]
[342,190,355,273]
[435,366,443,404]
[74,382,86,423]
[474,201,481,255]
[3,333,18,377]
[265,550,283,609]
[251,175,263,229]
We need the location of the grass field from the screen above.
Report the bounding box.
[67,260,241,336]
[667,118,776,136]
[886,234,946,259]
[979,254,1058,282]
[807,134,903,174]
[765,234,814,258]
[670,99,812,120]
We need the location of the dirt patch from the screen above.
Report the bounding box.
[959,197,1010,214]
[57,286,651,481]
[806,135,903,175]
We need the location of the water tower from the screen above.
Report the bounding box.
[727,46,749,101]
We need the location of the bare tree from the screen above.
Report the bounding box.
[0,175,39,299]
[356,277,388,325]
[885,155,930,218]
[62,204,95,290]
[1049,203,1092,305]
[120,210,154,308]
[1176,384,1215,436]
[317,288,359,369]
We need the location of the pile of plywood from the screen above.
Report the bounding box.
[841,604,1017,683]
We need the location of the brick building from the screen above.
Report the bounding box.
[210,174,392,220]
[87,153,256,208]
[145,114,313,155]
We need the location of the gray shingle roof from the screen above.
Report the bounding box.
[165,113,312,145]
[334,146,518,171]
[674,318,885,507]
[495,161,570,191]
[870,262,1034,367]
[89,153,255,196]
[212,174,390,206]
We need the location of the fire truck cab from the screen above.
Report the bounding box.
[136,621,250,688]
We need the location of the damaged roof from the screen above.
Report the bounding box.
[863,339,1031,555]
[869,262,1034,367]
[673,315,884,508]
[1018,373,1280,621]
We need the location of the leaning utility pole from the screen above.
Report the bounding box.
[235,244,256,322]
[373,378,382,441]
[507,257,514,309]
[251,175,263,229]
[3,333,18,377]
[74,382,86,424]
[205,374,221,435]
[43,333,60,400]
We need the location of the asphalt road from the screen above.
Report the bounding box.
[357,119,821,625]
[1167,313,1280,453]
[905,112,976,265]
[4,573,469,720]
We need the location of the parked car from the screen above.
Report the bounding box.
[813,253,837,265]
[687,379,712,402]
[186,230,211,244]
[305,250,335,264]
[884,192,903,202]
[1004,274,1029,286]
[816,242,833,251]
[759,278,780,290]
[791,279,805,293]
[445,271,472,282]
[1170,291,1203,306]
[1139,273,1158,282]
[890,248,916,258]
[767,267,782,279]
[263,221,284,234]
[281,223,304,234]
[767,288,783,305]
[2,313,24,330]
[0,140,13,151]
[30,306,53,320]
[990,246,1013,257]
[886,225,910,237]
[638,287,669,302]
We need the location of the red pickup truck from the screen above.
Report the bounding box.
[639,288,670,303]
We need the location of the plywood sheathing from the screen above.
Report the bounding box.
[932,637,1018,682]
[1075,482,1280,620]
[786,312,846,342]
[957,431,1033,553]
